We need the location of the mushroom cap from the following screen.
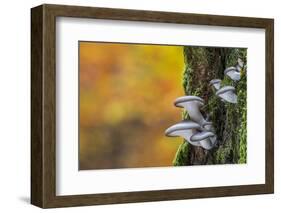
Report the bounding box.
[174,96,204,108]
[226,69,241,81]
[237,58,244,68]
[165,121,201,137]
[216,86,237,104]
[190,131,215,142]
[224,66,241,81]
[236,64,242,72]
[224,66,237,75]
[210,79,222,90]
[215,86,235,96]
[209,79,221,85]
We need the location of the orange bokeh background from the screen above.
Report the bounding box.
[79,42,184,170]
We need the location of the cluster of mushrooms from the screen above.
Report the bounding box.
[210,58,244,104]
[165,58,244,150]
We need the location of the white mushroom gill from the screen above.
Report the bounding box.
[174,96,205,126]
[224,67,241,81]
[209,79,221,90]
[216,86,238,104]
[165,121,202,146]
[190,131,215,150]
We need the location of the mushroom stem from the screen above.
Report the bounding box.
[190,131,215,150]
[202,121,217,146]
[174,96,206,125]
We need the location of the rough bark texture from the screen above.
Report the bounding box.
[173,47,247,166]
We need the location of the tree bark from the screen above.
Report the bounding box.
[173,47,247,166]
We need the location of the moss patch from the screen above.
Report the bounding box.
[173,142,189,166]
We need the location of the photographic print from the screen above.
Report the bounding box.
[79,42,247,170]
[30,4,274,208]
[31,5,274,207]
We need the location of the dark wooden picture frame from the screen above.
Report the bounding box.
[31,4,274,208]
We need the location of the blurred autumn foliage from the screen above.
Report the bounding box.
[79,42,184,170]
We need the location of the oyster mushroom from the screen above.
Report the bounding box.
[224,58,244,81]
[236,58,244,71]
[174,96,205,125]
[202,121,217,146]
[224,66,241,81]
[202,121,213,131]
[190,131,215,150]
[216,86,237,104]
[165,121,202,146]
[209,79,221,90]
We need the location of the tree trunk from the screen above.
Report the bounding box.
[173,47,247,166]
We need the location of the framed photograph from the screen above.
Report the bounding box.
[31,4,274,208]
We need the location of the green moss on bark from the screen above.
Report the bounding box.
[173,142,189,166]
[173,46,247,165]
